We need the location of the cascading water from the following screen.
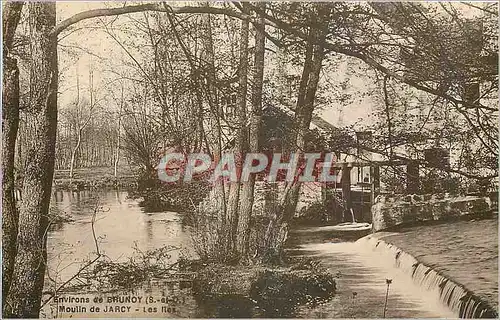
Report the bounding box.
[358,235,498,318]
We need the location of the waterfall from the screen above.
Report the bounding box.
[357,236,498,318]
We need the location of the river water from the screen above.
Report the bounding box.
[47,190,194,278]
[43,190,198,318]
[380,218,498,310]
[288,228,457,318]
[43,190,495,318]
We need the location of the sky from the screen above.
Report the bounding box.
[57,2,125,109]
[54,1,493,129]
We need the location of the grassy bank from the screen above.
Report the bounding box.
[128,175,211,213]
[52,166,137,190]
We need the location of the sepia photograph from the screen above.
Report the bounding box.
[1,1,498,318]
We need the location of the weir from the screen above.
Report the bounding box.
[358,235,498,318]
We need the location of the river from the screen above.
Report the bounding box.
[47,190,194,279]
[43,190,495,318]
[43,190,198,318]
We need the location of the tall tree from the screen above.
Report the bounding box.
[4,3,58,317]
[236,2,266,258]
[262,3,331,261]
[2,1,24,309]
[114,85,124,177]
[227,5,249,254]
[68,67,97,180]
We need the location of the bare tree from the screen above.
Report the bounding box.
[114,85,124,177]
[227,4,249,254]
[67,67,98,180]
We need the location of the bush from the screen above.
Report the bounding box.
[294,201,329,225]
[77,245,180,291]
[250,268,336,317]
[130,170,211,213]
[294,196,344,226]
[191,259,336,318]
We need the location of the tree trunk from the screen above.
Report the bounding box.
[236,3,266,259]
[200,8,230,252]
[69,70,80,180]
[2,1,24,310]
[69,129,82,180]
[2,55,20,309]
[114,86,123,177]
[383,75,394,161]
[4,3,58,318]
[341,164,353,221]
[263,5,329,260]
[228,9,249,253]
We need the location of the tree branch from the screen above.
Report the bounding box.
[246,2,497,114]
[51,4,253,37]
[462,2,498,16]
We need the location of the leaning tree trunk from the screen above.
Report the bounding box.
[2,1,24,309]
[200,8,230,254]
[4,3,58,318]
[261,27,314,262]
[69,128,82,180]
[236,2,266,259]
[263,6,328,261]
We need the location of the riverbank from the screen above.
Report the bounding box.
[188,259,336,318]
[51,167,204,213]
[52,167,137,190]
[43,257,337,319]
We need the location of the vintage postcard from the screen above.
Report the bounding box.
[1,1,498,319]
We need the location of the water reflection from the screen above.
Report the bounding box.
[47,190,195,283]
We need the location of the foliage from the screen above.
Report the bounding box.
[420,170,461,195]
[294,201,330,226]
[189,204,239,264]
[259,106,334,153]
[250,268,336,317]
[77,245,180,291]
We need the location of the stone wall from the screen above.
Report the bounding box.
[372,194,492,232]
